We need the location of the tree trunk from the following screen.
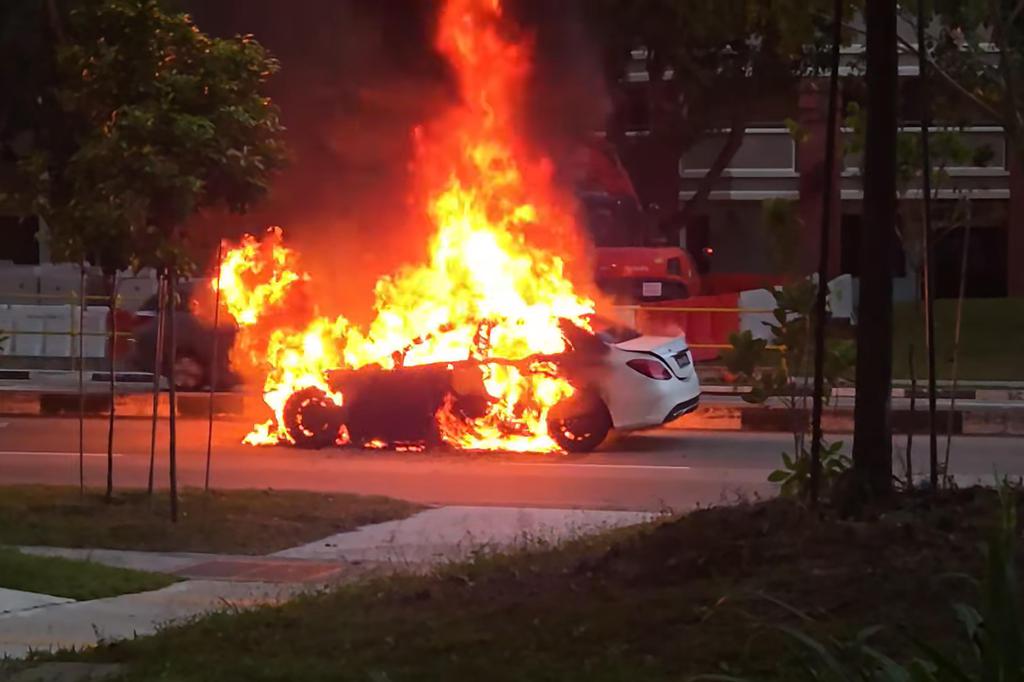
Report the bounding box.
[167,272,179,523]
[809,0,844,506]
[677,117,747,231]
[105,272,118,503]
[906,344,916,489]
[917,0,939,492]
[205,243,224,492]
[943,203,972,482]
[852,0,897,500]
[147,270,166,496]
[78,261,85,497]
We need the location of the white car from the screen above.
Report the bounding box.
[281,316,701,453]
[545,316,701,451]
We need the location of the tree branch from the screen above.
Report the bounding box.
[1009,0,1024,28]
[678,115,746,227]
[896,34,1004,123]
[841,18,1005,124]
[45,0,65,43]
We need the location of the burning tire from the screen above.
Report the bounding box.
[283,387,345,449]
[546,392,611,453]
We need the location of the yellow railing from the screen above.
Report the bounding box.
[620,304,784,352]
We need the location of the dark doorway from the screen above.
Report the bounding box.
[934,225,1008,298]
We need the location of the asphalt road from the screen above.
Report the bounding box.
[0,416,1021,511]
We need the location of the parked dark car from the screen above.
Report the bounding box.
[130,282,240,391]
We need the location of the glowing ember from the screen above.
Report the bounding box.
[216,0,595,451]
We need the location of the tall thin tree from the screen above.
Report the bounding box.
[147,270,166,496]
[917,0,939,490]
[809,0,845,505]
[105,270,118,502]
[852,0,898,499]
[944,200,972,480]
[167,270,179,523]
[77,261,85,497]
[205,243,224,492]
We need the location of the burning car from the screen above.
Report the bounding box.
[281,316,700,453]
[213,1,700,454]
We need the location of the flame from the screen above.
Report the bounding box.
[216,0,595,452]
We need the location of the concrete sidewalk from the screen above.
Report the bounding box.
[272,506,654,564]
[0,580,302,659]
[0,505,654,659]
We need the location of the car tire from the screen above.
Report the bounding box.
[283,387,345,449]
[547,393,611,453]
[172,352,208,392]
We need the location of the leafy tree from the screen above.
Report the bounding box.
[6,0,286,272]
[1,0,286,517]
[584,0,856,239]
[723,279,855,499]
[900,1,1024,164]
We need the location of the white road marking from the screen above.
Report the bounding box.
[504,462,691,471]
[0,451,124,458]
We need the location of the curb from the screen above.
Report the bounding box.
[0,390,1022,436]
[666,404,1024,436]
[701,384,1024,402]
[0,391,251,419]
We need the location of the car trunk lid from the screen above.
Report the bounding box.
[613,335,693,379]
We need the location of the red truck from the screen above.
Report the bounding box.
[570,138,702,303]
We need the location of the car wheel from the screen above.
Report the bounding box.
[283,387,345,449]
[173,353,207,391]
[547,394,611,453]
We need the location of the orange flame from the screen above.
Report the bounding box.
[216,0,594,452]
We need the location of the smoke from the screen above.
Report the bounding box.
[186,0,610,321]
[510,0,612,181]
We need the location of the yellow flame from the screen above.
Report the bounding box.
[216,0,594,451]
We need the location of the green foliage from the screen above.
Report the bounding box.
[3,0,286,273]
[696,486,1024,682]
[0,485,422,554]
[923,0,1024,163]
[768,440,852,498]
[0,547,178,601]
[583,0,859,216]
[722,280,856,498]
[761,198,802,277]
[844,101,982,192]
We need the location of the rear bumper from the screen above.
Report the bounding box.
[663,393,701,423]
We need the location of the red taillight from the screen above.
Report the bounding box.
[626,358,672,380]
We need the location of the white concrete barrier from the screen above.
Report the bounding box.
[0,305,108,358]
[738,274,859,342]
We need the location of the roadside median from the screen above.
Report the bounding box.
[671,393,1024,436]
[1,373,1022,436]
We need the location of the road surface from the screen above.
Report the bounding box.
[0,416,1020,511]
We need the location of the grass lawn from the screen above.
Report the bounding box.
[0,547,177,600]
[892,297,1024,381]
[55,489,1011,681]
[0,487,422,555]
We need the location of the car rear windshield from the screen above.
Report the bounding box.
[590,316,642,344]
